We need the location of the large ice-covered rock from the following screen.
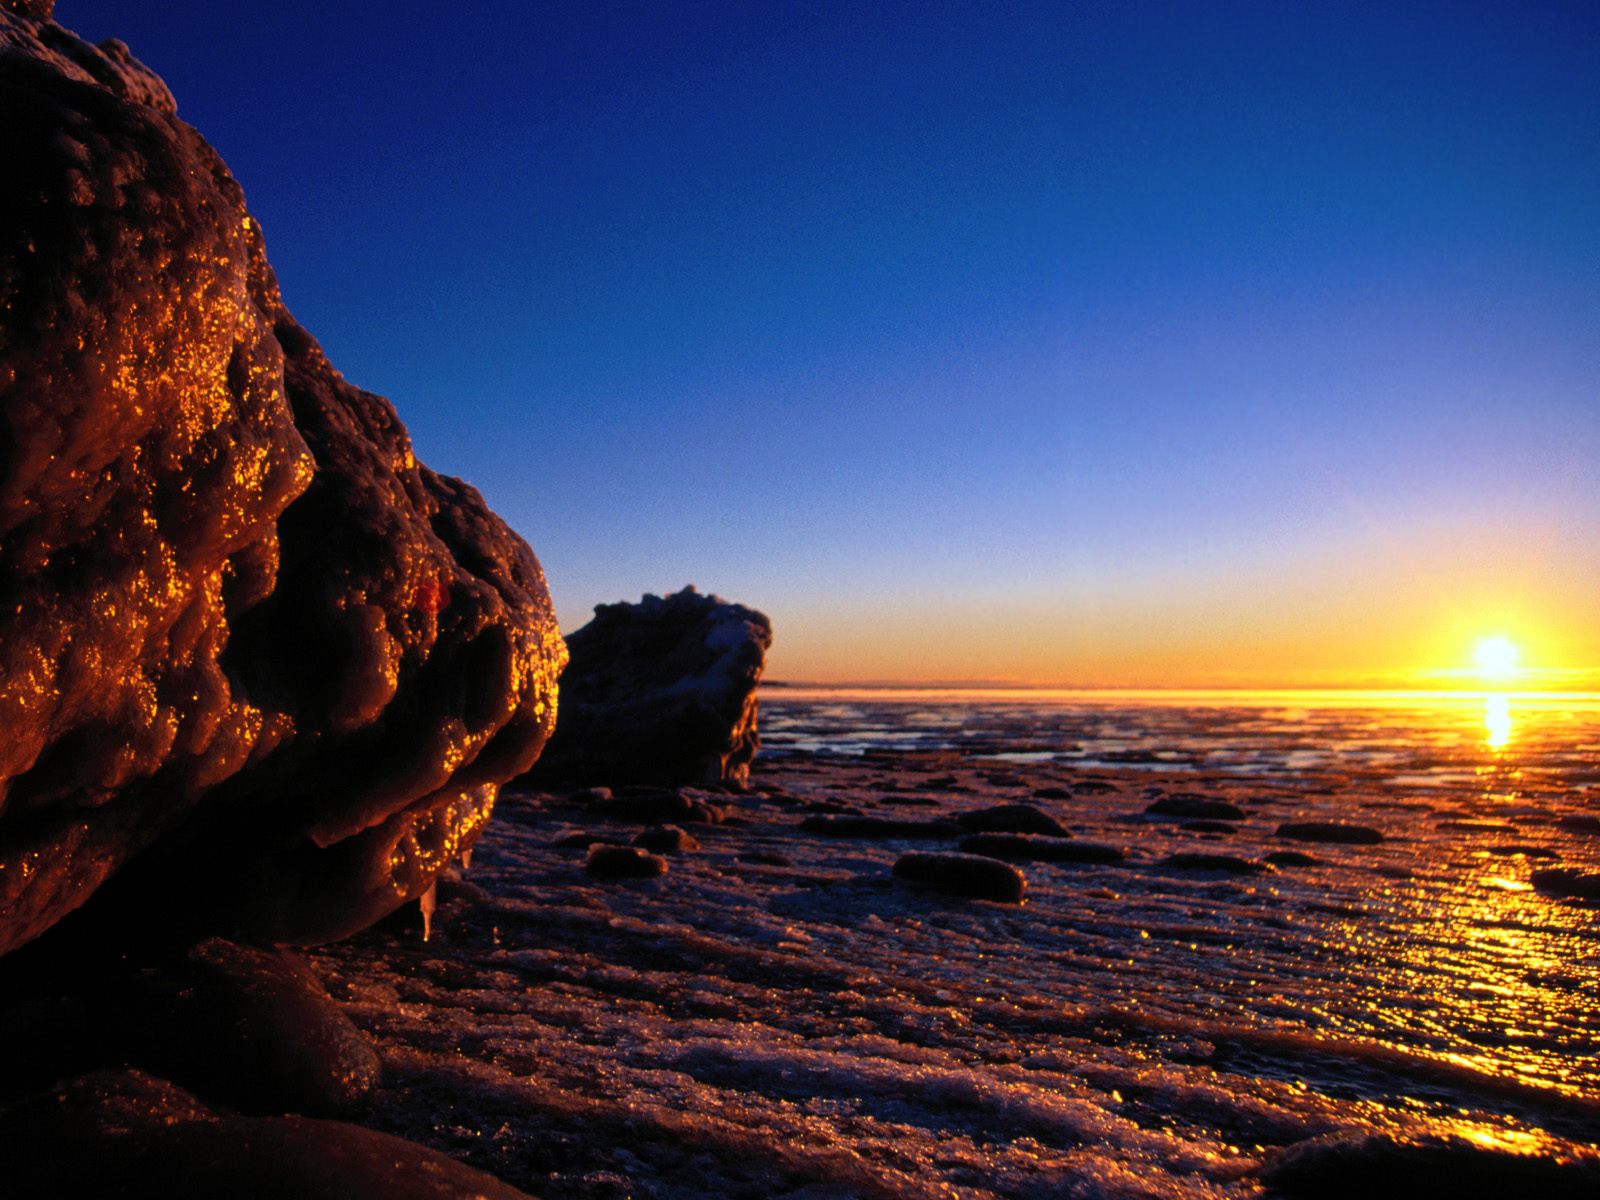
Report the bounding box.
[0,3,565,954]
[530,588,771,789]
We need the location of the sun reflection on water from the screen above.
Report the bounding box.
[1484,693,1512,750]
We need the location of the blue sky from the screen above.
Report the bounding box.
[63,1,1600,682]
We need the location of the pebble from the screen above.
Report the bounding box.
[799,815,961,840]
[737,851,793,867]
[1264,850,1320,868]
[959,833,1125,865]
[596,789,723,825]
[1158,852,1275,876]
[1145,797,1246,820]
[1181,820,1238,834]
[955,804,1071,837]
[892,852,1028,904]
[1277,822,1385,845]
[633,825,700,853]
[1531,868,1600,902]
[585,846,668,879]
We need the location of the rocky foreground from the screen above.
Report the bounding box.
[288,746,1600,1199]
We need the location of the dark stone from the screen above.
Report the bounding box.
[0,1069,534,1199]
[802,798,865,815]
[1158,853,1275,876]
[1276,822,1385,845]
[892,852,1027,904]
[955,804,1070,837]
[1070,780,1120,795]
[799,815,961,840]
[0,8,563,957]
[1264,850,1320,868]
[1531,868,1600,902]
[123,938,380,1117]
[1032,787,1073,800]
[959,833,1125,865]
[738,850,793,867]
[528,587,771,789]
[1181,820,1238,834]
[1145,797,1246,821]
[595,788,724,825]
[1556,814,1600,835]
[585,845,668,879]
[633,824,699,853]
[1259,1131,1600,1200]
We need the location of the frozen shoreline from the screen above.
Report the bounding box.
[309,715,1600,1199]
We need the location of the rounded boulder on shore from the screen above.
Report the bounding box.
[892,852,1028,904]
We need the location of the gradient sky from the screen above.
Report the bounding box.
[64,1,1600,685]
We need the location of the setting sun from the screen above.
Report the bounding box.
[1472,635,1522,683]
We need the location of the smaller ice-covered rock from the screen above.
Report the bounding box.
[530,588,772,789]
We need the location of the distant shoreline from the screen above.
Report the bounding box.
[760,682,1600,700]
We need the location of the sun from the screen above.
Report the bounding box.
[1471,635,1521,683]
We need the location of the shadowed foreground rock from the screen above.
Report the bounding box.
[0,3,564,955]
[528,587,771,789]
[0,1069,535,1199]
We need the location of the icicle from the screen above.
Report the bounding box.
[460,848,472,873]
[419,881,437,942]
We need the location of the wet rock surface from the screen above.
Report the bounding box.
[527,587,771,789]
[0,4,564,955]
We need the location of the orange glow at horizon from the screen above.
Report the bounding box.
[757,568,1600,690]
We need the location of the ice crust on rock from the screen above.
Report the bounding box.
[0,4,564,954]
[528,586,771,789]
